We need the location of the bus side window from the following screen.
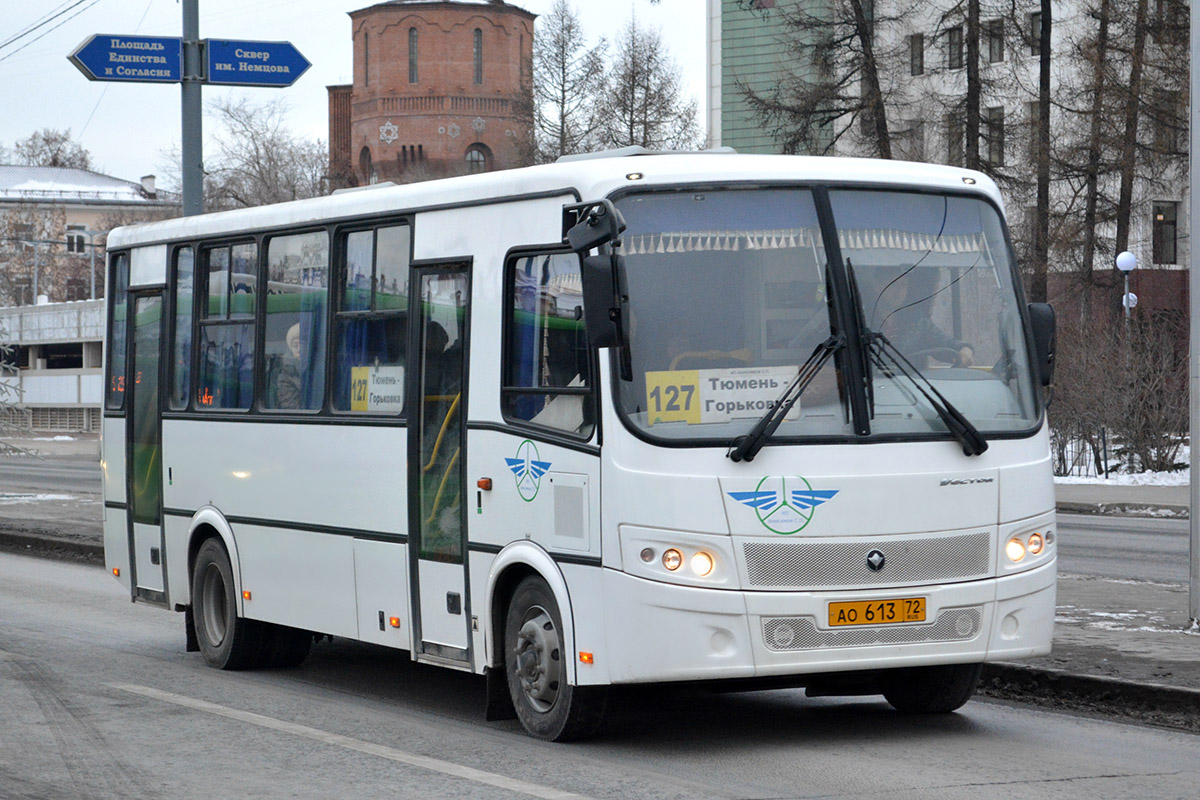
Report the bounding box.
[105,252,130,410]
[263,231,329,411]
[197,243,257,410]
[333,225,409,414]
[501,250,594,437]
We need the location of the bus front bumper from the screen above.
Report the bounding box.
[598,560,1055,684]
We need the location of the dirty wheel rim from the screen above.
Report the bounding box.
[513,604,561,713]
[200,562,228,647]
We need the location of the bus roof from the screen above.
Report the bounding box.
[106,152,1004,249]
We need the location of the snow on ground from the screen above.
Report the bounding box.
[1055,445,1190,486]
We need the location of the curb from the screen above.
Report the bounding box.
[0,530,104,565]
[980,663,1200,732]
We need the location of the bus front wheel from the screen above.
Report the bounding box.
[504,576,607,741]
[881,662,983,714]
[191,538,268,670]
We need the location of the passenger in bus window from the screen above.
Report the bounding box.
[276,323,303,408]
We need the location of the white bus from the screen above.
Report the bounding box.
[102,150,1057,741]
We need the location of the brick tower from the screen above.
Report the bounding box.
[328,0,535,188]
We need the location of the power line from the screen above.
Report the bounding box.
[0,1,89,54]
[0,0,102,64]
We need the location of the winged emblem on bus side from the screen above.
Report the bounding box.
[727,477,840,534]
[728,488,839,511]
[506,440,552,502]
[505,457,552,481]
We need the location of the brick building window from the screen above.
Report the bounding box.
[465,144,491,172]
[1153,201,1179,264]
[474,28,483,85]
[408,28,418,83]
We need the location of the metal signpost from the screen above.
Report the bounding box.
[67,0,308,217]
[1190,6,1199,629]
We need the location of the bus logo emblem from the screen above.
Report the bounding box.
[505,440,552,502]
[728,476,838,535]
[866,550,886,571]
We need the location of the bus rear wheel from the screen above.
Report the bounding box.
[191,538,269,670]
[504,576,607,741]
[881,662,983,714]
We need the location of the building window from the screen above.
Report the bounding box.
[947,26,964,70]
[364,32,369,86]
[474,28,483,85]
[1152,201,1179,264]
[66,224,87,254]
[12,277,33,306]
[984,106,1005,167]
[945,113,964,166]
[1152,90,1182,153]
[408,27,418,83]
[909,33,924,76]
[65,278,87,302]
[1029,12,1042,56]
[986,20,1004,63]
[465,144,490,172]
[898,120,925,162]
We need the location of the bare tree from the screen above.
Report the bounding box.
[0,204,68,305]
[599,17,701,151]
[733,0,916,157]
[0,317,30,454]
[14,128,92,170]
[534,0,607,162]
[202,97,328,211]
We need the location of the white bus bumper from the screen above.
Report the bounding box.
[599,560,1055,684]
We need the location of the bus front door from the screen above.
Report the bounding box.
[408,265,471,665]
[126,291,167,605]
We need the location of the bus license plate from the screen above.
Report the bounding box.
[828,597,926,627]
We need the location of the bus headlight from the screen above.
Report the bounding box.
[1005,538,1026,563]
[690,551,714,577]
[662,549,683,571]
[1027,532,1044,555]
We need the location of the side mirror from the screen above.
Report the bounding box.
[580,254,632,380]
[565,200,626,253]
[1027,302,1056,387]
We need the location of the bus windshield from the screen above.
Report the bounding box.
[613,187,1039,444]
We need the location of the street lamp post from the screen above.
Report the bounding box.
[1116,250,1137,334]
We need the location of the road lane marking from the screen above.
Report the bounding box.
[111,683,588,800]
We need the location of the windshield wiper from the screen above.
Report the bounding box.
[727,335,843,463]
[866,330,988,457]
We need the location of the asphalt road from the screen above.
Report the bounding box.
[0,454,101,495]
[1055,513,1191,583]
[2,553,1198,800]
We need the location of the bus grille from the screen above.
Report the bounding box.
[762,606,983,651]
[743,531,991,589]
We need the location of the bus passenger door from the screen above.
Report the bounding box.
[126,291,167,605]
[408,265,472,666]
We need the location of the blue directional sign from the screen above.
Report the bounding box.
[69,34,183,83]
[206,40,310,87]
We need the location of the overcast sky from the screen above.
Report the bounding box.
[0,0,706,186]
